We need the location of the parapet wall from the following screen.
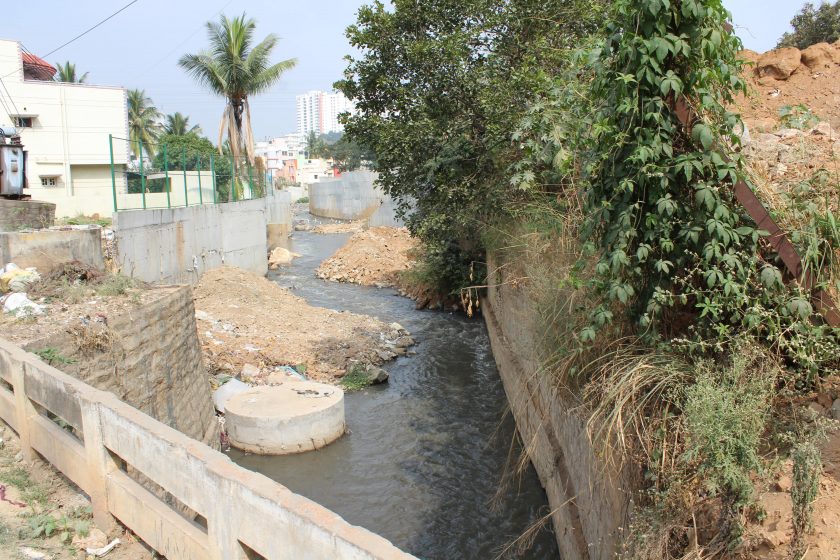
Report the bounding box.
[0,336,416,560]
[113,191,292,284]
[483,252,635,560]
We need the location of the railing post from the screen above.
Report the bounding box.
[247,161,253,200]
[210,153,217,204]
[164,144,171,209]
[7,354,33,463]
[138,140,146,210]
[231,154,237,202]
[183,147,189,207]
[108,134,117,212]
[80,397,119,535]
[197,155,203,205]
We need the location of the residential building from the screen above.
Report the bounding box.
[0,39,129,217]
[295,90,354,136]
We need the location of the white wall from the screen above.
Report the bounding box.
[0,39,128,218]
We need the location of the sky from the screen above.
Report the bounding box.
[0,0,813,140]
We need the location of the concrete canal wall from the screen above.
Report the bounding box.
[308,170,404,226]
[0,335,417,560]
[112,191,292,285]
[483,252,635,560]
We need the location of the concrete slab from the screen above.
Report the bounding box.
[225,382,345,455]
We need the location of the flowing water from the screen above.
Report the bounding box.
[229,227,560,559]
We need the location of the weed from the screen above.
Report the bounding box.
[340,364,371,391]
[779,104,821,130]
[0,518,9,545]
[23,513,90,543]
[296,196,309,204]
[60,214,112,228]
[31,348,75,366]
[0,466,48,506]
[95,274,136,297]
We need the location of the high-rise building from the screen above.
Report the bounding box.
[295,90,355,136]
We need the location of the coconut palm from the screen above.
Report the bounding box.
[127,89,161,159]
[178,13,296,189]
[54,61,88,83]
[163,112,202,136]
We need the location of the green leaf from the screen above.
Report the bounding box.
[692,124,714,150]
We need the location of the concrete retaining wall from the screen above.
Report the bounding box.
[0,226,103,274]
[309,171,404,226]
[113,191,291,284]
[483,252,635,559]
[309,170,382,220]
[0,199,55,231]
[0,336,416,560]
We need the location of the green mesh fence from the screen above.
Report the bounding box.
[108,135,268,211]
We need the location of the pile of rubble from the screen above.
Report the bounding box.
[193,266,415,384]
[315,227,418,288]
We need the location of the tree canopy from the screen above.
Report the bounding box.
[54,61,88,83]
[339,0,604,291]
[778,1,840,49]
[179,12,296,182]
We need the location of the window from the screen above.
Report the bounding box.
[40,177,57,187]
[13,116,33,128]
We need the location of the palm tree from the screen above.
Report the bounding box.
[163,112,202,136]
[127,89,161,159]
[55,61,88,83]
[179,13,296,199]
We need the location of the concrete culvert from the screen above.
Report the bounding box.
[224,382,345,455]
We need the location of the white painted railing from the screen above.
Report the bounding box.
[0,337,415,560]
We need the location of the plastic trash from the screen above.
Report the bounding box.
[277,365,306,380]
[0,267,39,293]
[2,292,44,316]
[87,538,121,557]
[213,378,251,413]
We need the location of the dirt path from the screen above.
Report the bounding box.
[193,266,413,384]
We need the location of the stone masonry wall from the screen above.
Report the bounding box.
[0,199,55,231]
[22,285,218,448]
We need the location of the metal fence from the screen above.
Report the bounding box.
[108,135,268,212]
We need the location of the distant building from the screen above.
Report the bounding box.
[295,90,354,136]
[0,39,129,217]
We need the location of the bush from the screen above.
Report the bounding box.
[778,1,840,49]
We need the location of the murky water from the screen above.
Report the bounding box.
[229,225,560,559]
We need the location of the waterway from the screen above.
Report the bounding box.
[229,226,559,559]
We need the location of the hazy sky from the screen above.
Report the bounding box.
[0,0,811,139]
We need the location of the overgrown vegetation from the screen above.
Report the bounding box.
[340,363,371,391]
[342,0,840,556]
[777,1,840,50]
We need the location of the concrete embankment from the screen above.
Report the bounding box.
[112,190,292,284]
[483,252,635,559]
[308,170,404,226]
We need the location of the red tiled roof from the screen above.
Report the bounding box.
[21,52,56,79]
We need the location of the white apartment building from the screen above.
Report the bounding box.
[295,90,355,136]
[0,39,129,217]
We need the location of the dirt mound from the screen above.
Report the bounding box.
[193,266,413,383]
[316,227,418,287]
[311,221,366,234]
[735,41,840,131]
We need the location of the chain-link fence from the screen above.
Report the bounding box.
[108,135,268,211]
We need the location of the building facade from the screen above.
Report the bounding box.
[0,39,129,218]
[295,90,354,136]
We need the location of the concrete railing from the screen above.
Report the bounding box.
[0,337,415,560]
